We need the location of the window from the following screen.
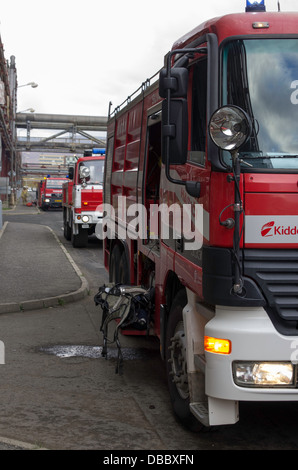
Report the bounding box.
[222,39,298,170]
[78,159,105,184]
[46,179,65,189]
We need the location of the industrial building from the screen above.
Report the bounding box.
[0,37,18,205]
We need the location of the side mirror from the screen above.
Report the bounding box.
[159,67,189,99]
[159,47,202,198]
[209,105,252,151]
[162,98,188,165]
[68,167,74,180]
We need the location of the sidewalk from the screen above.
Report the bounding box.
[2,196,39,216]
[0,217,89,314]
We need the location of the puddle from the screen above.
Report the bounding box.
[39,345,156,361]
[40,345,103,359]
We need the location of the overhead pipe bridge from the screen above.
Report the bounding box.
[16,112,107,152]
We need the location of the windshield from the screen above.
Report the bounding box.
[222,39,298,170]
[46,179,65,189]
[78,159,105,184]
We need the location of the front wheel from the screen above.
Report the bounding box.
[71,224,88,248]
[63,210,71,240]
[166,289,204,432]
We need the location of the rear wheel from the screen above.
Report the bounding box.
[166,289,204,432]
[109,244,130,284]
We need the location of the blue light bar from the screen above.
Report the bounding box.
[92,148,106,155]
[246,0,266,12]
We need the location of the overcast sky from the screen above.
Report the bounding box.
[1,0,298,118]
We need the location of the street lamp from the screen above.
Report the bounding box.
[18,82,38,88]
[13,81,38,202]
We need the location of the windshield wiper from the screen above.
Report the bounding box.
[268,155,298,158]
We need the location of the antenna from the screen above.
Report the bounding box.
[278,1,281,11]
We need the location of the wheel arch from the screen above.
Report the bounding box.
[164,271,185,312]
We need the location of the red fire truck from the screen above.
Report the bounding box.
[37,176,68,210]
[62,149,105,247]
[103,0,298,430]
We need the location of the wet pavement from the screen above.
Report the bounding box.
[0,203,176,451]
[2,202,298,451]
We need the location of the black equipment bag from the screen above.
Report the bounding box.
[94,284,154,374]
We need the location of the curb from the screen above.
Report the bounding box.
[0,221,8,240]
[0,435,48,450]
[0,223,89,314]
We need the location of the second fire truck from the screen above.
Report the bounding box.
[62,149,105,247]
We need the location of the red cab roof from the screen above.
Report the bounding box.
[173,12,298,49]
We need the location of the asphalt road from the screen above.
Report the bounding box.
[2,207,298,451]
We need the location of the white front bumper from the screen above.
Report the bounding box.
[205,306,298,402]
[75,211,103,225]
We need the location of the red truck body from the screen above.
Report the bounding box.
[37,177,68,210]
[62,151,105,247]
[103,3,298,430]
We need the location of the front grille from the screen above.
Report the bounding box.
[244,249,298,335]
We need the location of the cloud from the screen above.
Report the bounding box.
[1,0,298,116]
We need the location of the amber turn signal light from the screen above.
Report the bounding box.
[204,336,231,355]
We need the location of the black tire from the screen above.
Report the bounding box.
[166,289,204,432]
[63,211,71,240]
[109,244,130,284]
[71,224,88,248]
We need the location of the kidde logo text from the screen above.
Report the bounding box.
[261,221,298,237]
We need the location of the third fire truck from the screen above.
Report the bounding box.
[103,0,298,430]
[37,176,68,210]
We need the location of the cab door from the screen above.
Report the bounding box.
[174,57,211,295]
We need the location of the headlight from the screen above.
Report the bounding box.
[45,198,50,203]
[233,362,294,387]
[82,215,90,223]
